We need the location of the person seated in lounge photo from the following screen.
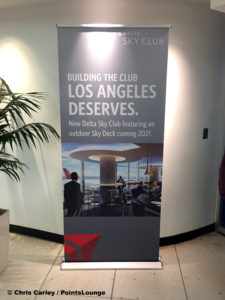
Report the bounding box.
[136,181,146,196]
[151,180,161,199]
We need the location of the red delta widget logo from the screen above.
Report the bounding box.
[64,234,100,262]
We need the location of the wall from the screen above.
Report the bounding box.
[0,0,225,237]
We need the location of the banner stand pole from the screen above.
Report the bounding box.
[61,257,163,270]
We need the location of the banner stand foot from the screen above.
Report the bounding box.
[61,257,163,270]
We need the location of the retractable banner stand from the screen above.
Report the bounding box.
[57,26,169,269]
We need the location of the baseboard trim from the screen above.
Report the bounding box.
[10,223,215,246]
[160,223,215,246]
[10,224,64,244]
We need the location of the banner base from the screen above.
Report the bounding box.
[61,258,163,270]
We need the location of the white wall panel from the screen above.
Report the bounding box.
[0,0,225,237]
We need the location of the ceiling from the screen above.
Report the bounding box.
[0,0,215,10]
[0,0,224,15]
[0,0,58,10]
[210,0,225,12]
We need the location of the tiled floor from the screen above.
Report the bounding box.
[0,232,224,300]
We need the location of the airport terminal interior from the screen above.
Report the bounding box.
[1,0,225,299]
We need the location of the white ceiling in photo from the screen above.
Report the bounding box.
[211,0,225,12]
